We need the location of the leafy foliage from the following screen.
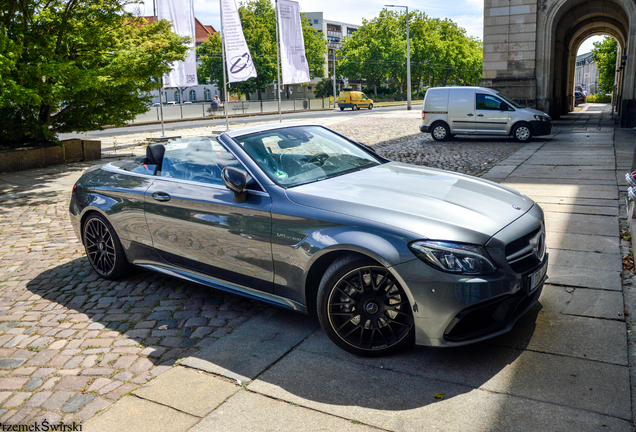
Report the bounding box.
[592,36,617,95]
[0,0,190,146]
[338,10,482,95]
[313,77,333,98]
[197,0,326,100]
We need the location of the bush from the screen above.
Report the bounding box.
[586,93,612,103]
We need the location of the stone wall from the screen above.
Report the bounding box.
[0,140,101,174]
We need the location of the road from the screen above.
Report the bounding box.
[59,105,409,140]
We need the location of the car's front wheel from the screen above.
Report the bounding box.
[512,123,533,142]
[317,255,415,357]
[340,107,345,111]
[83,213,130,280]
[368,103,373,110]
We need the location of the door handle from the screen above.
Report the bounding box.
[477,114,484,117]
[151,192,171,202]
[467,113,474,116]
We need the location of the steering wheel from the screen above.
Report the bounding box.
[306,152,330,166]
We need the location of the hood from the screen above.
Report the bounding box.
[285,162,534,244]
[522,107,550,118]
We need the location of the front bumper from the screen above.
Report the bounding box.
[529,120,552,136]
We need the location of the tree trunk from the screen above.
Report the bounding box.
[257,89,262,101]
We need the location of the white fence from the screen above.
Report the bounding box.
[132,98,333,124]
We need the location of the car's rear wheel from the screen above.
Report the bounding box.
[83,213,130,280]
[368,103,373,110]
[431,122,450,141]
[512,123,533,142]
[317,255,415,357]
[353,105,358,111]
[340,107,345,111]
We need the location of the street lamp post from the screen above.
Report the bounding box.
[385,4,411,110]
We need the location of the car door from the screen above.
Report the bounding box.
[144,138,274,292]
[447,88,476,133]
[475,93,510,134]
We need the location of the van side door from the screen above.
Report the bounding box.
[475,93,510,134]
[447,88,476,133]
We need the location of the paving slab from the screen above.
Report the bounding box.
[293,332,630,419]
[181,309,318,383]
[492,311,628,365]
[247,349,631,432]
[502,184,618,200]
[134,366,239,417]
[545,231,619,253]
[189,391,381,432]
[547,264,621,290]
[540,203,618,216]
[532,196,618,207]
[547,249,622,271]
[85,396,199,432]
[544,213,619,236]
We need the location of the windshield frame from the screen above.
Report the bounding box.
[230,125,386,188]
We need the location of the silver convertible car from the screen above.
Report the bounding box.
[69,122,547,356]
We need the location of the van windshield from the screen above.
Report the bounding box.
[497,93,522,109]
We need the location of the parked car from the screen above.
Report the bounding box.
[420,86,552,143]
[151,103,161,107]
[166,101,177,106]
[337,89,373,111]
[69,123,547,356]
[574,91,586,106]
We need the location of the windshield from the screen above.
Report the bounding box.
[497,93,522,109]
[234,126,382,187]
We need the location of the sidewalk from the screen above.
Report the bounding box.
[85,105,636,431]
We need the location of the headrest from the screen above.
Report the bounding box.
[146,143,165,165]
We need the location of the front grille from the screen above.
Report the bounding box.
[505,226,546,274]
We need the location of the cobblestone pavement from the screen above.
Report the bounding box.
[0,108,537,426]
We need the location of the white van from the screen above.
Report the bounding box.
[420,87,552,142]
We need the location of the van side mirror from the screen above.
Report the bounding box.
[222,166,248,203]
[499,102,509,111]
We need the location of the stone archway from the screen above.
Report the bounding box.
[482,0,636,126]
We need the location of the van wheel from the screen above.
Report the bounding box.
[368,104,373,110]
[340,107,345,111]
[353,105,358,111]
[431,122,450,141]
[512,123,533,142]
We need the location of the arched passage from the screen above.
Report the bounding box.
[482,0,636,127]
[539,0,633,120]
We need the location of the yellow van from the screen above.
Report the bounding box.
[337,89,373,111]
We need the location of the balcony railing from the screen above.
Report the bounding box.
[328,42,341,50]
[327,31,342,38]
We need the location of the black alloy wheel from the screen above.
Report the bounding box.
[318,256,415,356]
[83,214,129,280]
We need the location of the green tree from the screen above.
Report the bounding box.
[0,0,189,147]
[592,36,617,94]
[313,77,333,98]
[197,0,326,101]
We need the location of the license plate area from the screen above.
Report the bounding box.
[527,258,548,294]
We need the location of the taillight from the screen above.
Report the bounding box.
[422,111,425,120]
[72,182,77,194]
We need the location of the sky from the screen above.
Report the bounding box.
[129,0,608,54]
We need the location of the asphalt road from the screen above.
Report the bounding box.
[59,105,410,140]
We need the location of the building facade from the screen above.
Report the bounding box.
[574,52,600,95]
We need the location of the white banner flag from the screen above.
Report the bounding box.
[278,0,310,85]
[157,0,198,87]
[221,0,257,83]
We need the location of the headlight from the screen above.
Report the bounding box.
[409,241,497,275]
[533,115,549,122]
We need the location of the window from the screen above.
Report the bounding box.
[190,90,197,101]
[204,89,212,101]
[314,19,318,24]
[476,94,505,110]
[174,91,181,103]
[160,138,247,187]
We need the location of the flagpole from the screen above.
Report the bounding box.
[275,0,282,123]
[153,0,166,137]
[219,1,230,131]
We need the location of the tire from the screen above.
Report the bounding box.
[317,255,415,357]
[340,107,345,111]
[430,122,450,141]
[368,103,373,110]
[512,123,533,142]
[82,213,130,280]
[353,105,358,111]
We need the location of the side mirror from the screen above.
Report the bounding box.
[222,166,248,203]
[499,102,508,111]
